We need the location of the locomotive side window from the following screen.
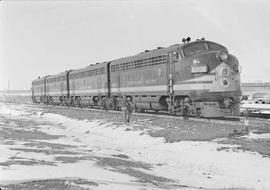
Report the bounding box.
[111,55,167,72]
[183,42,207,56]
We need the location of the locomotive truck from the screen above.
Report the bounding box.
[32,38,241,117]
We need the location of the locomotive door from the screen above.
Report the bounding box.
[167,52,177,112]
[167,52,176,95]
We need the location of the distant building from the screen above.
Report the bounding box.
[241,82,270,100]
[242,82,270,91]
[242,82,270,88]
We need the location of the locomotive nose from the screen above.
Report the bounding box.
[210,60,241,92]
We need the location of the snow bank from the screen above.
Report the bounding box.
[1,103,270,189]
[243,132,270,140]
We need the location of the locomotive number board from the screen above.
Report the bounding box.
[191,65,208,73]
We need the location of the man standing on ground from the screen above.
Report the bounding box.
[125,97,133,123]
[183,97,191,120]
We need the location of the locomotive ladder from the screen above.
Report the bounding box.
[168,73,175,113]
[168,93,175,113]
[168,52,175,114]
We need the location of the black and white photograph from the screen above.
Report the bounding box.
[0,0,270,189]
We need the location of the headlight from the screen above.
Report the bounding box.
[234,64,241,72]
[221,78,230,87]
[220,67,229,76]
[193,59,200,65]
[218,51,228,62]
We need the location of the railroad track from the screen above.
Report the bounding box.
[3,100,269,127]
[2,101,253,125]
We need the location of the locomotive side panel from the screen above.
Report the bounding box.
[46,72,69,104]
[110,60,168,96]
[110,49,174,110]
[69,62,108,107]
[70,73,108,96]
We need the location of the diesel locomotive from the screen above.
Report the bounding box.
[32,38,241,117]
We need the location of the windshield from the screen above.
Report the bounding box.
[182,42,207,56]
[207,42,227,51]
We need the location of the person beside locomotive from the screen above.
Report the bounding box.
[121,96,134,123]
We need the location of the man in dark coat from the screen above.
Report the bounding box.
[125,97,133,123]
[183,98,191,120]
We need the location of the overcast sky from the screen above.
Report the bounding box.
[1,0,270,90]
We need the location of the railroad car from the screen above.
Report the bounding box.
[69,62,109,107]
[45,71,71,105]
[109,47,171,111]
[31,38,241,117]
[109,38,241,117]
[31,76,47,103]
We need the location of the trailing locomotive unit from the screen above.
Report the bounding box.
[68,62,109,107]
[31,38,241,117]
[31,76,47,103]
[45,71,71,105]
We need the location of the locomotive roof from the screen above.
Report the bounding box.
[32,76,47,83]
[109,40,224,64]
[110,43,180,65]
[70,62,108,75]
[46,71,70,79]
[33,39,226,80]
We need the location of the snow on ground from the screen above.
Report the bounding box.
[1,102,270,189]
[243,132,270,140]
[1,161,141,190]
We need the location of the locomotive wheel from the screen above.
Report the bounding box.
[174,98,184,115]
[138,109,145,113]
[76,97,82,107]
[174,97,192,116]
[109,99,117,110]
[59,97,64,105]
[49,97,54,105]
[70,98,75,107]
[108,101,114,110]
[64,98,68,106]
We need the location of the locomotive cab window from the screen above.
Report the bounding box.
[207,42,227,51]
[183,42,207,56]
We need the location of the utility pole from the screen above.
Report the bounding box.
[7,80,10,96]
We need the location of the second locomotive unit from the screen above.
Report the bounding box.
[32,38,241,117]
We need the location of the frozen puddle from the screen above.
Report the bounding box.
[1,103,270,189]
